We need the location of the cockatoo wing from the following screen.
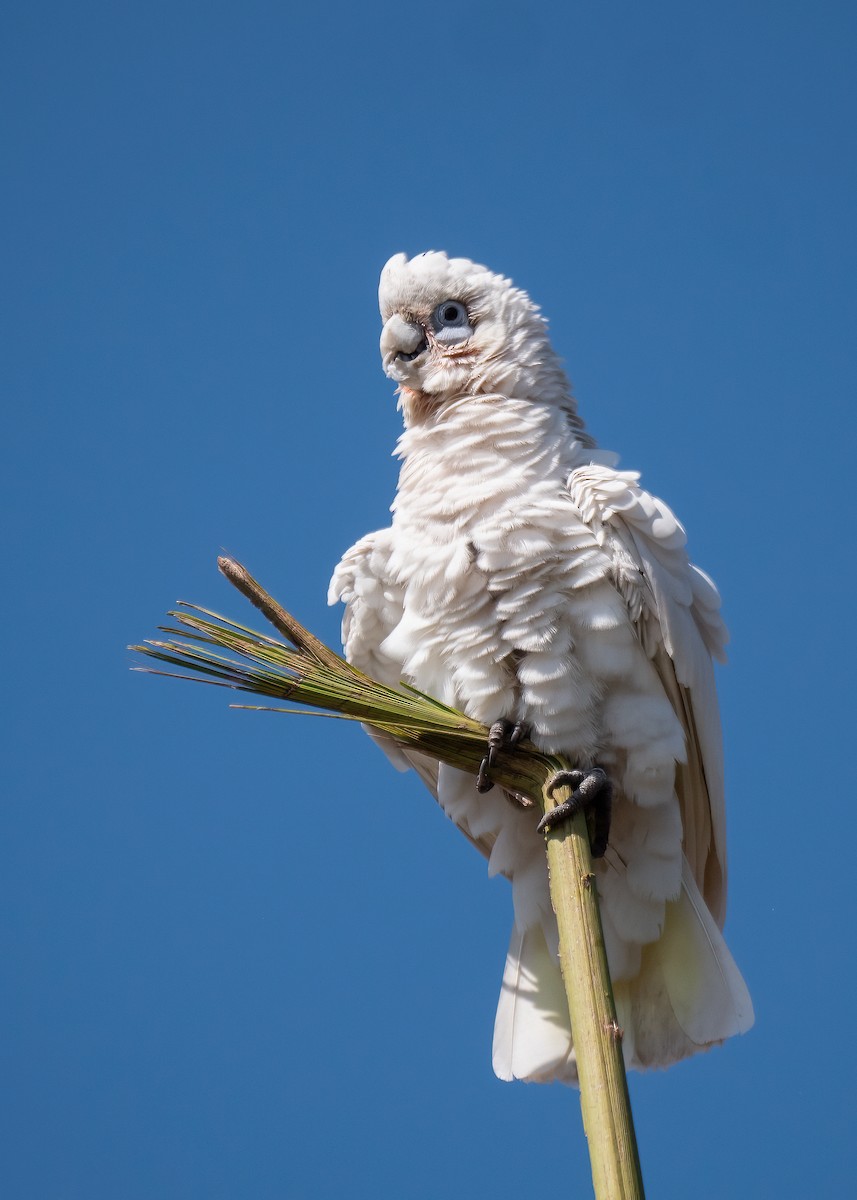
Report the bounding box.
[567,462,729,927]
[494,464,753,1079]
[328,528,405,690]
[326,530,501,859]
[329,528,508,861]
[328,528,414,772]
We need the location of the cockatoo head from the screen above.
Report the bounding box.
[378,251,572,422]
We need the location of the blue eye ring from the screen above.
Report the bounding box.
[433,300,469,328]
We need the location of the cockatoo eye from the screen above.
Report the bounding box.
[430,300,472,348]
[432,300,469,328]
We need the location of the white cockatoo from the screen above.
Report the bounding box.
[329,251,753,1083]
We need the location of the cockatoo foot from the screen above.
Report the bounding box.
[475,719,529,794]
[537,767,613,857]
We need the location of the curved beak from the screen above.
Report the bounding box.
[380,313,428,380]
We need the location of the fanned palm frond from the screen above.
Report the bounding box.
[130,557,564,796]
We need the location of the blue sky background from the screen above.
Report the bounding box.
[3,2,855,1196]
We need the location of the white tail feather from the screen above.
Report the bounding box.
[492,924,577,1083]
[491,856,753,1083]
[655,858,754,1045]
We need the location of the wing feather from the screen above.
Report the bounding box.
[568,464,729,926]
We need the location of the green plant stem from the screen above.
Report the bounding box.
[541,787,645,1200]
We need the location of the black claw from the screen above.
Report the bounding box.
[537,767,613,858]
[475,719,528,794]
[508,721,529,747]
[476,755,495,793]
